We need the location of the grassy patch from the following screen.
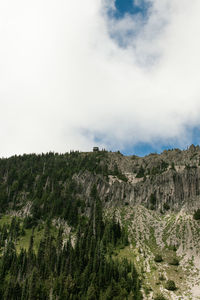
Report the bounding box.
[114,245,136,264]
[16,223,58,253]
[0,215,12,226]
[16,228,34,252]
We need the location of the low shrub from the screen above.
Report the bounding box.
[163,203,170,210]
[154,254,163,263]
[158,273,165,281]
[193,209,200,220]
[169,258,179,266]
[165,280,176,291]
[154,294,167,300]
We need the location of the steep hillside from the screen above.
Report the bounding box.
[92,145,200,212]
[1,147,200,299]
[2,145,200,216]
[109,205,200,299]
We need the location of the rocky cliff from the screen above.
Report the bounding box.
[74,145,200,213]
[1,147,200,299]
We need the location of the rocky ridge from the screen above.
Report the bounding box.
[74,145,200,213]
[2,146,200,299]
[72,145,200,299]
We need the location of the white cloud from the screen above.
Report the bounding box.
[0,0,200,156]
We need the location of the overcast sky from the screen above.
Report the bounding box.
[1,0,200,157]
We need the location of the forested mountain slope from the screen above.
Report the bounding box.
[1,147,200,299]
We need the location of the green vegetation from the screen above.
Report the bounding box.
[185,164,197,169]
[136,167,145,178]
[193,209,200,220]
[112,163,128,182]
[149,161,169,176]
[0,151,128,226]
[170,162,175,170]
[139,160,169,178]
[0,183,141,299]
[168,257,179,266]
[149,193,157,210]
[165,280,177,291]
[154,254,163,263]
[163,203,170,211]
[158,274,165,281]
[0,215,12,226]
[154,294,167,300]
[0,149,199,299]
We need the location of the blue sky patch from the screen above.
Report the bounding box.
[122,142,177,157]
[122,127,200,157]
[106,0,151,49]
[85,126,200,157]
[111,0,150,19]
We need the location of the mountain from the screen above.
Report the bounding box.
[0,146,200,299]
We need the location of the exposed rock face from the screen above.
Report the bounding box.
[75,145,200,212]
[72,147,200,300]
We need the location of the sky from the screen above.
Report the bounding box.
[1,0,200,157]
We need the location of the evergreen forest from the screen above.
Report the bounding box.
[0,151,142,299]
